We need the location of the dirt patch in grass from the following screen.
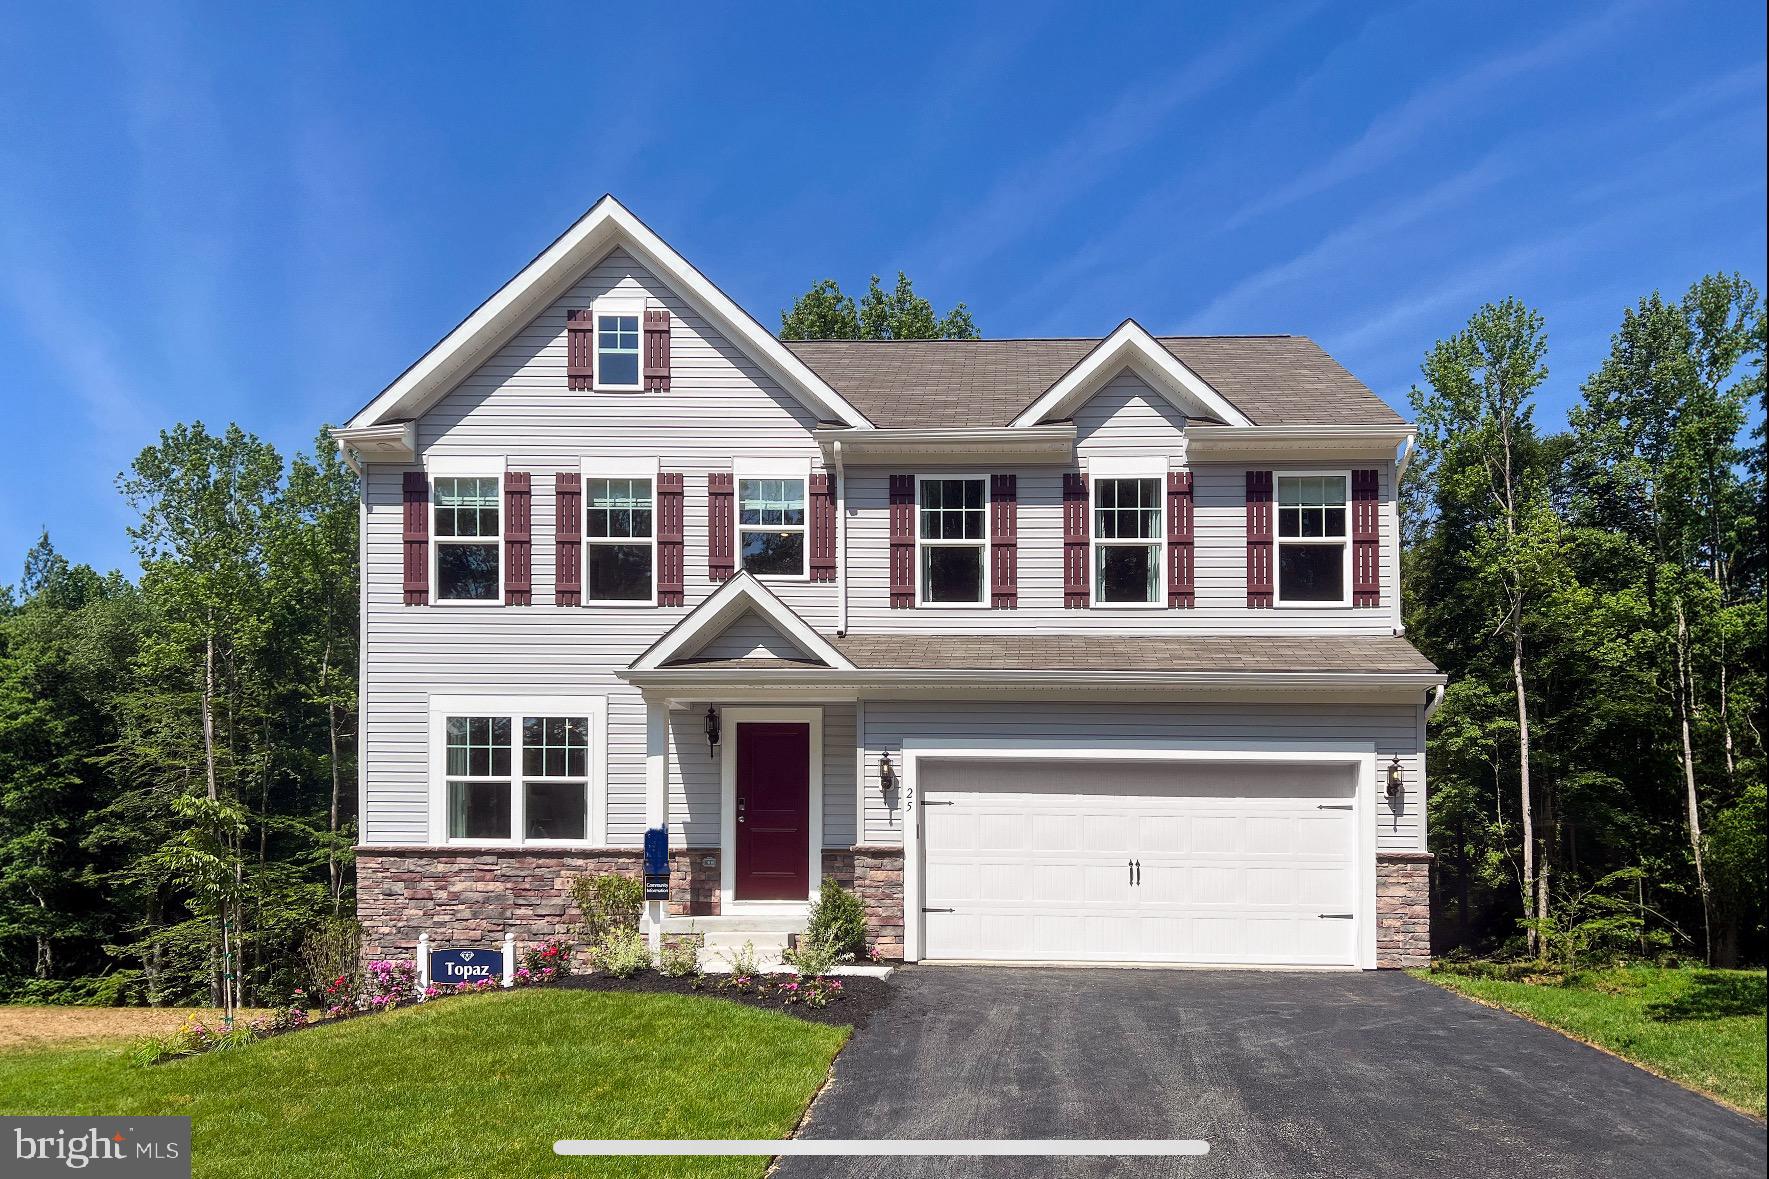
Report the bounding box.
[556,972,893,1027]
[0,1006,276,1050]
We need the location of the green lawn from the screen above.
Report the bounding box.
[0,989,848,1178]
[1416,965,1767,1117]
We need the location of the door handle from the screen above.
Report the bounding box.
[1128,859,1134,885]
[1134,859,1141,885]
[737,797,746,824]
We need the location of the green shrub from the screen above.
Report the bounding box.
[658,938,701,979]
[588,928,651,978]
[782,934,847,978]
[719,940,763,978]
[804,877,867,958]
[572,873,645,942]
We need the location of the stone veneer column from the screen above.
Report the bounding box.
[822,846,904,960]
[1376,851,1432,968]
[668,849,720,917]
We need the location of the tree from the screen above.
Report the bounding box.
[1410,298,1561,951]
[1570,274,1764,964]
[781,272,979,340]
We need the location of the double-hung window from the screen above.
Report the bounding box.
[1093,475,1163,604]
[738,475,807,577]
[1276,474,1350,604]
[595,311,642,390]
[917,476,987,605]
[585,472,655,603]
[431,462,503,603]
[431,696,607,845]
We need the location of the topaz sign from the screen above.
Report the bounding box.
[430,948,503,984]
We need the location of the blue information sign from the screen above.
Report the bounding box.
[643,826,669,877]
[430,948,503,984]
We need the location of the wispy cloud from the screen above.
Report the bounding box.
[911,2,1322,280]
[1178,155,1511,330]
[1225,2,1643,230]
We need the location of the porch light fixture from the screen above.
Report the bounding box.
[1385,755,1404,804]
[704,705,720,757]
[878,752,896,793]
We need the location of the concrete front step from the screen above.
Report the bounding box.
[648,913,807,935]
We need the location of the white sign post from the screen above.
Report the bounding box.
[503,932,516,987]
[417,931,430,991]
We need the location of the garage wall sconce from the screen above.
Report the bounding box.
[1385,755,1405,804]
[878,752,896,793]
[703,705,720,757]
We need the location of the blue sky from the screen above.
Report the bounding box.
[2,1,1764,577]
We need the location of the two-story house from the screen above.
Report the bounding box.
[336,196,1444,971]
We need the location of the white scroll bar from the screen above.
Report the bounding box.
[555,1140,1209,1156]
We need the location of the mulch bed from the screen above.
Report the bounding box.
[556,971,895,1027]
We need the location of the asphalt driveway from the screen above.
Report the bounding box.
[778,966,1766,1179]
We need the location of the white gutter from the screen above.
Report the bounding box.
[623,668,1447,690]
[833,439,848,637]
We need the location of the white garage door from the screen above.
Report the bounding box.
[920,758,1360,966]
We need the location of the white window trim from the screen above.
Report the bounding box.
[1086,456,1169,610]
[913,473,991,609]
[425,456,507,607]
[580,456,659,607]
[591,297,645,393]
[427,694,609,847]
[733,459,813,581]
[1273,469,1353,609]
[719,706,824,914]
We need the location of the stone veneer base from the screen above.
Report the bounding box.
[1376,851,1433,968]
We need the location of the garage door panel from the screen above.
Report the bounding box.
[921,758,1360,966]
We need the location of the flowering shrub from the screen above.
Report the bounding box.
[521,939,575,978]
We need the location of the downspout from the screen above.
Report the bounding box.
[1396,433,1416,480]
[834,439,848,637]
[1424,683,1446,720]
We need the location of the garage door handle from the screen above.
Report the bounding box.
[1318,913,1354,919]
[1134,859,1141,885]
[1317,804,1353,810]
[1128,859,1134,885]
[921,907,954,913]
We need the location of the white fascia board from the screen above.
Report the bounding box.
[815,424,1077,465]
[1186,424,1416,461]
[1010,320,1254,428]
[333,421,416,466]
[345,195,872,432]
[629,571,856,672]
[622,667,1446,691]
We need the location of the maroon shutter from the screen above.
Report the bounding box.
[402,471,429,606]
[504,472,532,605]
[643,308,671,392]
[1167,470,1194,608]
[809,473,836,582]
[1352,468,1381,607]
[707,472,734,581]
[1246,470,1274,608]
[1063,472,1089,608]
[657,472,684,605]
[889,474,915,608]
[990,474,1017,609]
[555,472,581,606]
[567,309,595,390]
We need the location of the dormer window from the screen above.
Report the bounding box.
[596,312,642,390]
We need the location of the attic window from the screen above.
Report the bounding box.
[596,313,642,390]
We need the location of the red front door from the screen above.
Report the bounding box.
[734,722,811,901]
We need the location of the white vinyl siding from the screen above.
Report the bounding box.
[856,700,1425,854]
[691,610,813,662]
[362,248,836,846]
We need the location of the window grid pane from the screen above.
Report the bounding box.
[739,479,806,528]
[1095,478,1161,541]
[919,479,986,541]
[522,716,590,779]
[434,477,500,538]
[587,478,654,539]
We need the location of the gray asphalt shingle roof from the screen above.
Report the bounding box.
[664,634,1437,675]
[783,336,1406,429]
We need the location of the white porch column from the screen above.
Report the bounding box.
[644,698,670,959]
